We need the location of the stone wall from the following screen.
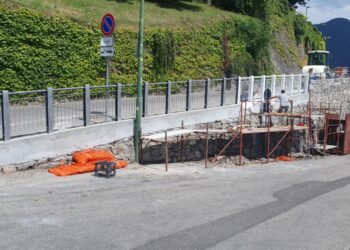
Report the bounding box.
[141,120,303,164]
[1,119,304,172]
[310,77,350,116]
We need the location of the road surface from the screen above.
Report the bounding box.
[1,155,349,249]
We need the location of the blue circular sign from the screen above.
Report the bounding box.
[101,13,115,36]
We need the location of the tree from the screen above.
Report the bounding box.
[288,0,309,8]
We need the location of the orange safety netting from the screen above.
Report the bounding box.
[276,155,294,161]
[48,149,128,177]
[72,149,115,164]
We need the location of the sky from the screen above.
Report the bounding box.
[297,0,350,24]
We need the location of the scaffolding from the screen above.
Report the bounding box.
[140,91,347,171]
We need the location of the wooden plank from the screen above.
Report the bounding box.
[313,144,338,150]
[242,126,307,134]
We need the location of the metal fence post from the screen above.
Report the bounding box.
[290,74,294,95]
[115,83,122,121]
[248,76,254,101]
[1,91,10,141]
[83,85,90,126]
[221,77,226,106]
[261,75,266,98]
[237,76,241,104]
[46,87,54,133]
[272,74,276,96]
[186,80,192,111]
[165,81,171,114]
[142,82,149,117]
[305,74,309,92]
[282,74,286,90]
[204,78,210,108]
[298,74,302,94]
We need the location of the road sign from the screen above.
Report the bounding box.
[100,47,114,57]
[101,13,115,36]
[100,37,114,47]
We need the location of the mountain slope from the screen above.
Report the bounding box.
[315,18,350,67]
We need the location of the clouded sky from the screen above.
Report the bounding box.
[298,0,350,24]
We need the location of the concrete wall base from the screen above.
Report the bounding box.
[0,94,308,167]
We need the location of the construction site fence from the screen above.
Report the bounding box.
[0,74,309,141]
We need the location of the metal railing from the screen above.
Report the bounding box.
[0,74,309,141]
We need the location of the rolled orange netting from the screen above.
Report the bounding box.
[276,155,294,161]
[72,149,93,164]
[48,149,129,176]
[87,150,115,162]
[73,149,115,164]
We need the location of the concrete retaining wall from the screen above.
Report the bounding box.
[0,93,308,166]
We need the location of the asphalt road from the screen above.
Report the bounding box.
[1,155,349,250]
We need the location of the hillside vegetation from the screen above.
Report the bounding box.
[0,0,324,91]
[0,0,236,28]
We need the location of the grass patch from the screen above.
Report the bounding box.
[0,0,237,29]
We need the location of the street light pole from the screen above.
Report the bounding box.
[135,0,145,162]
[306,6,310,18]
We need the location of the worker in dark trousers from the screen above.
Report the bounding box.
[271,89,290,113]
[271,89,291,125]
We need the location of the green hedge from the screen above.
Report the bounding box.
[0,6,307,91]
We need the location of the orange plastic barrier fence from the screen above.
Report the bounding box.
[49,149,128,177]
[72,149,115,164]
[276,155,294,161]
[48,162,96,177]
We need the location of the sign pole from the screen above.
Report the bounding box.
[105,57,110,120]
[100,14,115,121]
[135,0,145,162]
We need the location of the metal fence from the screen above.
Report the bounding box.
[0,74,309,141]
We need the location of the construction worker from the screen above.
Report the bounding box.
[271,89,290,113]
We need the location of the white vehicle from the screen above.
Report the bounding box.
[302,50,330,78]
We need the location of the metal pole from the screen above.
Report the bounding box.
[134,0,145,162]
[1,91,10,141]
[165,131,168,172]
[205,123,209,168]
[290,100,294,158]
[337,103,342,149]
[239,101,243,165]
[308,91,312,158]
[244,100,247,125]
[324,116,328,155]
[181,120,184,162]
[105,57,110,120]
[267,100,271,163]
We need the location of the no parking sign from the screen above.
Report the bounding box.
[100,13,115,57]
[101,13,115,36]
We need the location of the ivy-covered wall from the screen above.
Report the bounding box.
[0,7,273,91]
[0,6,322,92]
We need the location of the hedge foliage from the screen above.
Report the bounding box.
[0,7,105,91]
[0,7,274,91]
[0,5,323,92]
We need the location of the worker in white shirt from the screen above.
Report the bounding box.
[271,89,290,113]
